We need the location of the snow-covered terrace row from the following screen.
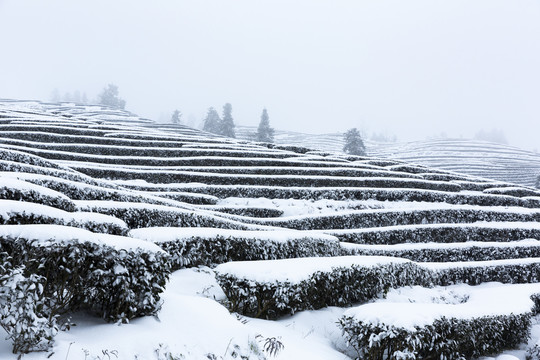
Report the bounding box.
[0,142,301,159]
[119,182,535,208]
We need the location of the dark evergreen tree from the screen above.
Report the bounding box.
[171,109,182,124]
[343,128,366,156]
[256,108,274,143]
[98,84,126,109]
[536,174,540,189]
[220,103,236,138]
[203,107,221,134]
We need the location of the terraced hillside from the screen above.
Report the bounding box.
[2,99,540,359]
[236,126,540,189]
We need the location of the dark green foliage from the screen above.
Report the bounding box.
[256,109,274,143]
[346,242,540,262]
[0,205,128,235]
[158,234,342,270]
[343,128,366,156]
[199,206,283,218]
[485,186,540,198]
[0,183,76,211]
[156,184,534,208]
[335,224,540,245]
[0,236,171,322]
[0,266,58,354]
[75,168,464,192]
[82,203,252,230]
[432,261,540,286]
[339,313,531,360]
[259,207,540,230]
[218,258,540,319]
[217,262,429,319]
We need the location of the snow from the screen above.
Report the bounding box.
[421,257,540,270]
[0,176,72,201]
[0,224,163,252]
[218,197,384,217]
[3,100,540,359]
[325,220,540,237]
[215,256,410,284]
[130,227,339,243]
[344,283,540,331]
[341,238,540,252]
[0,199,127,228]
[0,269,348,360]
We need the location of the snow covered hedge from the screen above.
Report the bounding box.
[425,258,540,286]
[0,225,171,322]
[0,177,76,211]
[485,186,540,198]
[339,313,530,360]
[0,200,128,235]
[7,141,294,159]
[0,251,59,354]
[0,159,117,188]
[338,285,539,360]
[78,201,253,230]
[151,184,533,208]
[344,239,540,262]
[215,256,430,319]
[217,256,540,319]
[130,228,342,270]
[259,207,540,230]
[328,222,540,245]
[73,167,464,192]
[196,205,283,218]
[0,148,63,170]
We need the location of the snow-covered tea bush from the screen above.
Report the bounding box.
[216,257,430,319]
[0,200,128,235]
[0,232,170,322]
[131,228,342,270]
[259,207,540,230]
[0,257,58,354]
[332,223,540,245]
[80,202,252,230]
[339,313,531,360]
[0,178,76,211]
[344,239,540,262]
[427,259,540,286]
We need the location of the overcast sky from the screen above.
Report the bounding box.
[0,0,539,149]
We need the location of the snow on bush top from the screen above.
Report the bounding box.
[215,255,410,283]
[130,226,339,243]
[0,224,163,252]
[343,283,540,330]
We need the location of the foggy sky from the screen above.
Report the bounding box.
[0,0,539,150]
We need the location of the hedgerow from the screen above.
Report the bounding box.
[0,233,171,322]
[131,184,533,208]
[0,200,128,235]
[216,260,429,319]
[258,207,540,230]
[154,233,342,270]
[217,257,540,319]
[344,241,540,262]
[0,180,76,211]
[339,313,531,360]
[79,202,253,230]
[329,223,540,245]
